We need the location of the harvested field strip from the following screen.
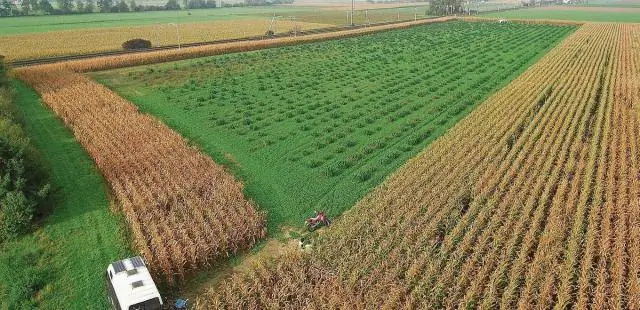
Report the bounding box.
[15,68,266,284]
[196,23,640,308]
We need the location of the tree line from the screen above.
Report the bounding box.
[0,57,51,244]
[429,0,463,15]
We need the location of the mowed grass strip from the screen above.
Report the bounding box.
[483,6,640,23]
[93,21,575,232]
[0,81,130,309]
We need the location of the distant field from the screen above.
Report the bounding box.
[581,0,640,7]
[255,6,431,26]
[484,6,640,22]
[0,6,433,60]
[92,21,575,231]
[0,5,430,36]
[0,19,332,60]
[464,2,523,12]
[0,7,299,35]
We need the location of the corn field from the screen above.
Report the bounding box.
[15,67,266,284]
[196,23,640,309]
[0,20,331,61]
[11,16,454,285]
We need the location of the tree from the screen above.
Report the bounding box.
[188,0,205,8]
[55,0,74,12]
[429,0,463,15]
[165,0,180,10]
[117,0,128,11]
[96,0,112,12]
[205,0,215,7]
[84,0,94,12]
[37,0,54,13]
[0,191,34,242]
[0,63,50,242]
[21,0,32,15]
[75,0,84,12]
[0,0,17,16]
[129,0,139,11]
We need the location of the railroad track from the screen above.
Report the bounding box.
[9,18,437,68]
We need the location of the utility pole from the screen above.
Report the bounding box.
[155,24,161,47]
[287,16,300,37]
[350,0,354,26]
[365,10,370,26]
[168,23,181,49]
[267,14,282,37]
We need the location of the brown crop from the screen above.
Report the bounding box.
[12,16,456,285]
[0,20,332,61]
[196,23,640,309]
[16,67,267,284]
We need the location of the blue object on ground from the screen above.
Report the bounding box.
[175,298,188,309]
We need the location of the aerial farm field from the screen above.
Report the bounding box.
[197,22,640,309]
[92,21,575,232]
[484,5,640,22]
[0,81,131,309]
[0,6,430,60]
[2,1,640,309]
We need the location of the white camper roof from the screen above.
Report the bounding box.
[107,256,162,309]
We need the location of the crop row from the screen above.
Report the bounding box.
[6,16,468,285]
[94,21,576,234]
[132,22,573,188]
[196,23,640,308]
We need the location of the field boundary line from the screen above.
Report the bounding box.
[461,16,585,25]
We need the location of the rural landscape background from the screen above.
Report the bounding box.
[0,0,639,309]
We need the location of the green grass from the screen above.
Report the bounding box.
[0,5,431,36]
[483,6,640,22]
[0,81,130,309]
[93,21,575,233]
[579,0,640,7]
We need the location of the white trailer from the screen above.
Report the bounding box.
[106,256,163,310]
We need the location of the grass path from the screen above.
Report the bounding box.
[0,81,130,309]
[483,6,640,23]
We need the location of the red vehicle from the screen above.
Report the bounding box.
[305,211,331,232]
